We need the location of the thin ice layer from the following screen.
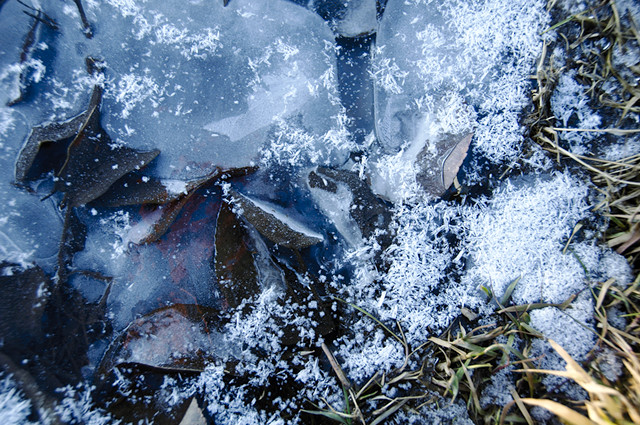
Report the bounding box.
[1,0,342,178]
[373,0,549,164]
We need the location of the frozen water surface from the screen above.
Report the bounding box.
[0,0,635,423]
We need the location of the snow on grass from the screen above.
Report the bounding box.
[529,292,595,399]
[551,70,604,155]
[393,397,475,424]
[461,172,593,306]
[333,324,406,383]
[1,0,636,422]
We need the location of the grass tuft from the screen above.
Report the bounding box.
[529,0,640,271]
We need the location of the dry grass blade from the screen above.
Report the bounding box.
[509,389,534,425]
[370,399,408,425]
[519,398,599,425]
[322,342,353,391]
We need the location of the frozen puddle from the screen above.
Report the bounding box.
[0,0,635,424]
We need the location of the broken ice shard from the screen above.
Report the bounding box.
[308,167,392,247]
[370,0,476,200]
[228,189,323,250]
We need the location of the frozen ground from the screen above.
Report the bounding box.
[0,0,636,424]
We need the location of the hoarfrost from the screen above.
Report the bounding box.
[461,172,592,306]
[373,0,550,163]
[333,327,405,383]
[0,375,33,425]
[55,384,118,425]
[529,292,595,399]
[0,0,635,422]
[393,397,475,424]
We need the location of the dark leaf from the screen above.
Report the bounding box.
[130,196,195,245]
[94,166,257,244]
[0,262,110,392]
[416,132,473,197]
[85,56,105,75]
[42,279,112,388]
[55,207,87,285]
[308,170,338,193]
[95,171,221,208]
[229,189,323,250]
[15,85,160,206]
[94,362,198,425]
[214,200,260,309]
[0,263,50,352]
[122,173,221,245]
[98,304,225,375]
[15,85,102,184]
[54,101,160,207]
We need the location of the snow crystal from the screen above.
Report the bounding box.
[333,327,405,384]
[161,179,189,196]
[113,73,161,119]
[606,305,627,331]
[0,375,33,425]
[480,366,515,409]
[55,384,119,425]
[551,71,603,154]
[0,0,634,422]
[596,347,624,383]
[374,201,470,342]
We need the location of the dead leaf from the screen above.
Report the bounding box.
[95,173,217,207]
[121,173,219,245]
[98,304,225,375]
[416,132,473,197]
[55,207,87,285]
[15,86,102,184]
[0,263,50,352]
[442,133,473,190]
[95,166,256,208]
[15,85,160,206]
[54,100,160,207]
[214,200,260,309]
